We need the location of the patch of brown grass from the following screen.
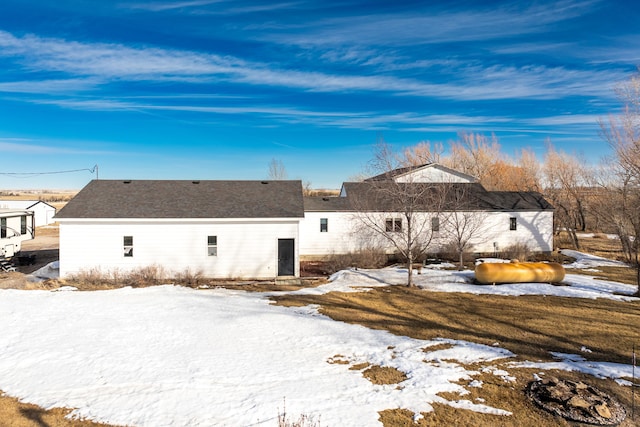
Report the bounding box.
[274,287,640,365]
[349,362,371,371]
[327,354,350,365]
[212,278,326,292]
[422,342,455,353]
[361,365,407,385]
[0,392,119,427]
[0,272,27,289]
[34,224,60,237]
[568,265,638,286]
[573,234,628,262]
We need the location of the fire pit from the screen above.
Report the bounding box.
[526,377,626,425]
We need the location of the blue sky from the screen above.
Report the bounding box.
[0,0,638,189]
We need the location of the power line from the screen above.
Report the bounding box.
[0,165,98,178]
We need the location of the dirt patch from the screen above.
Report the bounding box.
[422,342,456,353]
[0,392,119,427]
[0,272,28,289]
[362,365,407,385]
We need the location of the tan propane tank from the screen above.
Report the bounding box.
[475,261,565,285]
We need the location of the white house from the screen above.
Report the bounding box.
[0,209,35,258]
[300,164,554,259]
[0,200,56,227]
[56,164,554,279]
[55,180,304,279]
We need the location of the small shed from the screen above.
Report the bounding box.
[0,200,56,227]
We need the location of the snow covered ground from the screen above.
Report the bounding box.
[0,251,635,426]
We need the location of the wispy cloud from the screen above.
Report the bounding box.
[26,97,513,130]
[122,0,225,12]
[0,30,238,79]
[524,114,603,126]
[0,78,99,94]
[262,0,602,47]
[0,138,116,155]
[122,0,298,14]
[0,17,626,109]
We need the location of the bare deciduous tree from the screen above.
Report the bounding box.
[542,142,592,249]
[443,132,502,187]
[350,142,446,287]
[267,158,288,180]
[440,185,489,270]
[403,141,444,166]
[598,71,640,294]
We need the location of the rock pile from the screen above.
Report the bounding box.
[526,377,626,425]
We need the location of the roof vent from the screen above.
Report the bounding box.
[261,181,269,184]
[123,180,132,184]
[322,197,330,201]
[192,180,200,184]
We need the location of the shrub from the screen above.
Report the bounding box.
[68,267,125,290]
[353,248,388,269]
[69,265,169,289]
[174,268,204,287]
[324,248,388,273]
[502,242,532,261]
[124,265,167,287]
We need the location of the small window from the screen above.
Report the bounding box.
[20,216,27,235]
[123,236,133,257]
[0,218,5,238]
[509,217,517,231]
[431,216,440,232]
[208,235,217,256]
[385,218,402,232]
[320,218,328,233]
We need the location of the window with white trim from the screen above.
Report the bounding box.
[208,236,218,256]
[123,236,133,257]
[385,218,402,232]
[320,218,328,232]
[509,217,517,231]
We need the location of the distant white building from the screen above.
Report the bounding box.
[0,209,35,258]
[0,200,56,227]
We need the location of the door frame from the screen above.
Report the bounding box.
[277,238,295,276]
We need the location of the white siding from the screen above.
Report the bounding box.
[394,166,475,183]
[300,212,363,257]
[59,219,299,279]
[463,211,554,253]
[300,210,553,258]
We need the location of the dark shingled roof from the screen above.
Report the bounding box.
[340,182,553,212]
[56,180,305,219]
[364,163,478,183]
[303,196,355,212]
